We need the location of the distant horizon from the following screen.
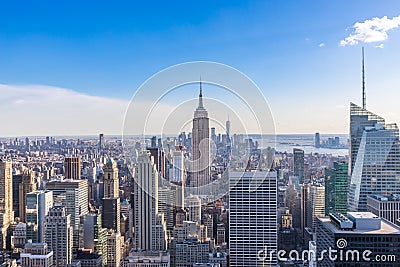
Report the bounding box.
[0,133,349,139]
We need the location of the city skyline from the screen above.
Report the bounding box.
[1,2,400,135]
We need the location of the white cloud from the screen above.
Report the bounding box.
[375,44,384,48]
[319,43,326,47]
[0,84,129,136]
[340,15,400,46]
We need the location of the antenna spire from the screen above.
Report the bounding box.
[198,77,204,108]
[362,47,366,109]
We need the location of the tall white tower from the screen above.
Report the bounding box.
[134,152,166,250]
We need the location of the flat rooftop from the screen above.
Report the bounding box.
[368,194,400,202]
[347,212,379,219]
[318,217,400,235]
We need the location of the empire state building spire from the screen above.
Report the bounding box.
[198,78,204,109]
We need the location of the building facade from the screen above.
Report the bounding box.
[348,103,400,211]
[229,170,277,266]
[325,162,348,215]
[44,205,73,267]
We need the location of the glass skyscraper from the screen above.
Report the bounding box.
[348,103,400,211]
[325,162,348,215]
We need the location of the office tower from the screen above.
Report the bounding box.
[82,213,107,258]
[315,132,321,148]
[26,190,53,243]
[102,158,121,235]
[175,209,187,227]
[367,194,400,225]
[106,231,122,267]
[158,187,175,230]
[191,81,210,190]
[134,152,167,250]
[64,157,81,179]
[102,198,120,233]
[99,133,105,150]
[18,170,37,223]
[0,159,13,249]
[226,117,231,137]
[120,200,133,238]
[12,173,23,220]
[300,183,310,241]
[278,210,297,252]
[307,184,325,232]
[103,158,119,198]
[348,103,400,211]
[211,127,216,144]
[44,205,73,267]
[284,184,301,229]
[20,242,53,267]
[202,212,214,239]
[185,195,201,224]
[172,150,185,183]
[174,238,209,267]
[229,170,277,266]
[293,148,305,183]
[147,136,167,179]
[325,162,348,215]
[122,250,170,267]
[46,179,88,252]
[216,223,226,245]
[11,222,26,252]
[316,212,400,266]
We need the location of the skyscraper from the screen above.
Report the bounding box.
[106,231,122,267]
[81,213,107,262]
[19,170,37,222]
[134,151,166,251]
[99,133,105,150]
[25,190,53,243]
[367,194,400,225]
[103,158,119,198]
[293,148,305,184]
[315,132,321,148]
[46,179,89,252]
[229,170,277,266]
[226,117,231,138]
[191,81,210,191]
[300,183,310,242]
[316,212,400,266]
[325,162,348,215]
[348,103,400,211]
[64,157,81,180]
[307,184,325,232]
[102,198,120,233]
[0,159,13,249]
[172,150,185,183]
[44,205,73,267]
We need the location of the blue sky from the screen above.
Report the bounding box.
[1,1,400,135]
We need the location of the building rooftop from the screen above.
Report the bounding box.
[368,194,400,202]
[318,216,400,235]
[347,212,379,219]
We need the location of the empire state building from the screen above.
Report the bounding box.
[191,81,211,191]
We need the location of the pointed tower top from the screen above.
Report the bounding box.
[198,77,204,108]
[362,47,366,109]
